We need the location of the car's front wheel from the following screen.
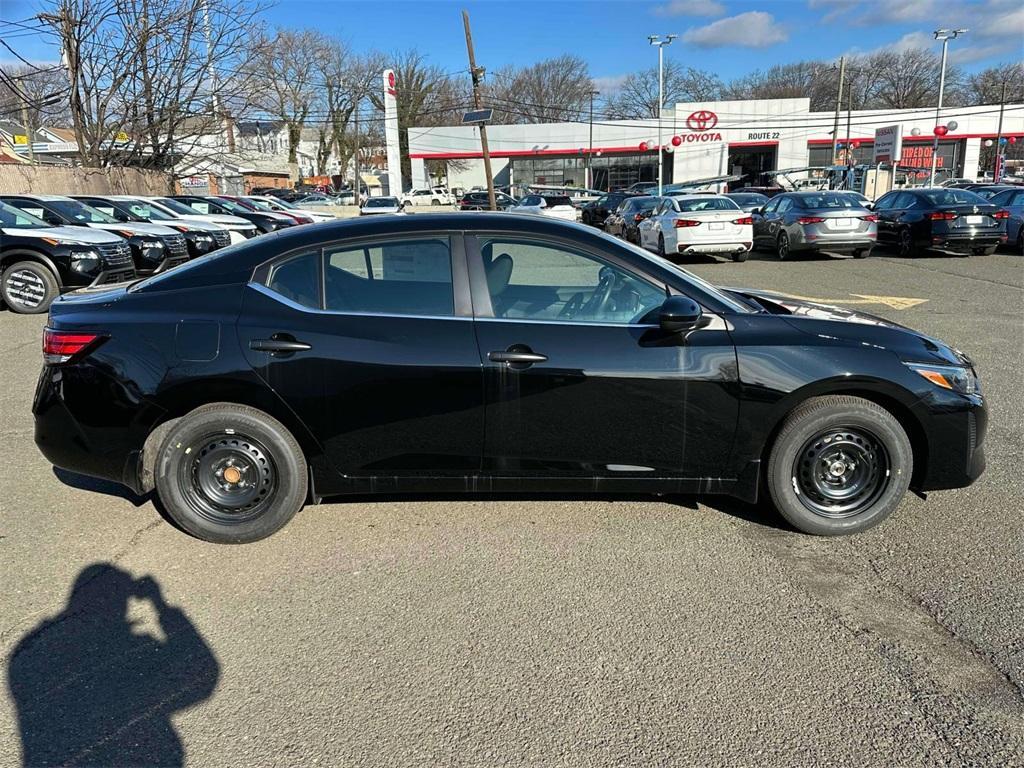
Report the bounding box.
[766,395,912,535]
[776,231,790,260]
[1,260,59,314]
[154,403,308,544]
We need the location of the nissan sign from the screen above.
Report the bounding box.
[873,124,903,164]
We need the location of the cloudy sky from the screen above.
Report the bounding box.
[3,0,1022,83]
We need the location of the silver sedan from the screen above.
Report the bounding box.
[752,191,877,259]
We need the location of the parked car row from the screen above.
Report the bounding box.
[593,186,1018,262]
[0,192,334,314]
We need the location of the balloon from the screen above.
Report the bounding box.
[946,120,958,131]
[851,140,861,148]
[639,142,648,152]
[1000,137,1008,145]
[911,127,922,136]
[985,139,994,147]
[1010,137,1018,145]
[664,144,674,154]
[934,125,948,136]
[671,135,682,146]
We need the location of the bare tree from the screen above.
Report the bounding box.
[314,48,374,177]
[485,55,592,123]
[863,48,963,109]
[967,61,1024,105]
[603,60,722,119]
[40,0,264,171]
[0,64,71,134]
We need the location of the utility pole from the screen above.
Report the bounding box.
[462,10,496,211]
[930,29,967,186]
[831,56,846,166]
[586,88,598,190]
[648,34,676,197]
[40,8,89,166]
[993,81,1006,181]
[16,75,35,164]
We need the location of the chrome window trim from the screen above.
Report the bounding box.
[247,281,469,322]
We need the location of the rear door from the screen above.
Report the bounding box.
[238,232,484,479]
[466,232,739,479]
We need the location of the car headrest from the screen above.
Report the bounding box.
[486,253,513,296]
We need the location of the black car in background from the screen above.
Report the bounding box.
[580,192,633,227]
[35,214,985,543]
[966,185,1019,201]
[73,195,229,257]
[873,187,1009,256]
[603,196,657,243]
[0,200,135,313]
[725,192,769,213]
[458,191,518,211]
[172,195,296,234]
[1,194,190,275]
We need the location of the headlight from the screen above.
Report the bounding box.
[69,249,101,273]
[906,363,979,395]
[140,239,165,261]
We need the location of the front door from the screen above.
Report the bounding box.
[466,233,739,479]
[237,234,484,482]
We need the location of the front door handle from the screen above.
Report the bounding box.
[488,349,548,367]
[250,337,312,355]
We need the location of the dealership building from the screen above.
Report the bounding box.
[405,97,1023,191]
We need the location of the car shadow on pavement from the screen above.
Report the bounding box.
[7,563,220,768]
[53,467,150,507]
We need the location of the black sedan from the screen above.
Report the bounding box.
[35,214,986,543]
[458,191,518,211]
[603,196,657,243]
[873,188,1009,256]
[172,195,296,234]
[580,192,633,227]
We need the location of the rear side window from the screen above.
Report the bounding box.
[267,252,321,309]
[325,237,453,316]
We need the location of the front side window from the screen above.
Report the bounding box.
[762,197,780,214]
[776,198,793,214]
[325,237,453,316]
[0,201,49,229]
[478,237,664,325]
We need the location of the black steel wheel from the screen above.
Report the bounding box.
[767,395,912,535]
[154,403,308,543]
[792,427,889,518]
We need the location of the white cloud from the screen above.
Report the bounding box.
[592,74,628,93]
[653,0,725,17]
[682,11,788,48]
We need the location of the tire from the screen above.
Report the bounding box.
[1017,230,1023,256]
[897,228,915,257]
[852,248,870,259]
[431,199,440,206]
[732,250,749,262]
[766,395,913,536]
[1,260,59,314]
[776,231,790,260]
[657,234,666,258]
[154,403,308,544]
[976,245,997,256]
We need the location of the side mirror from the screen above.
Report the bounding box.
[659,295,703,333]
[753,207,764,216]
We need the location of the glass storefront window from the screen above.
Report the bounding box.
[511,153,661,192]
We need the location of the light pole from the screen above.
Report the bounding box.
[586,88,599,190]
[930,28,967,186]
[648,34,676,196]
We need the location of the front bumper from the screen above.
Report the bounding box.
[915,391,988,492]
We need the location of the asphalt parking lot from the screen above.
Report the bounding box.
[1,245,1022,766]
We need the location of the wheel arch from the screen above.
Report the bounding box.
[756,379,930,489]
[137,380,326,494]
[0,247,62,285]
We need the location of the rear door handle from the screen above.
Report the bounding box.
[488,350,548,365]
[250,337,312,354]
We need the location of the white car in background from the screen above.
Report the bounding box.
[146,197,258,243]
[245,195,335,223]
[510,194,578,222]
[401,187,455,206]
[638,194,753,262]
[359,196,406,216]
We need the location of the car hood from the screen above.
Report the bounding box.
[87,221,179,236]
[180,213,253,227]
[730,287,972,368]
[1,225,125,244]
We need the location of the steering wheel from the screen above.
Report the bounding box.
[579,266,618,319]
[558,291,586,319]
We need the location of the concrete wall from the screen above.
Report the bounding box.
[0,165,172,195]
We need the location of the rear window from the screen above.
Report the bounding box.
[920,189,988,206]
[542,196,573,207]
[796,194,862,209]
[365,197,398,208]
[674,197,740,212]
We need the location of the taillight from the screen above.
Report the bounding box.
[926,211,958,221]
[43,328,104,364]
[732,216,754,225]
[797,216,825,225]
[860,214,879,222]
[674,219,702,228]
[992,210,1010,220]
[634,213,644,222]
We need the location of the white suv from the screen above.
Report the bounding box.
[401,187,454,207]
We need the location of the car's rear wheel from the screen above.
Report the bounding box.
[154,403,308,544]
[852,248,870,259]
[776,231,790,260]
[766,395,912,535]
[897,228,915,257]
[732,250,749,262]
[1,260,59,314]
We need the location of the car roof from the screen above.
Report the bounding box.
[2,193,71,201]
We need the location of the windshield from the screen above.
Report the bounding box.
[0,201,50,229]
[49,199,118,224]
[243,198,275,211]
[365,197,398,207]
[213,198,252,214]
[155,197,199,215]
[269,198,297,209]
[122,199,175,221]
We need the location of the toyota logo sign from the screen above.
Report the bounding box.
[686,110,718,131]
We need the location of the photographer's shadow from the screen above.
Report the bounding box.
[8,563,219,767]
